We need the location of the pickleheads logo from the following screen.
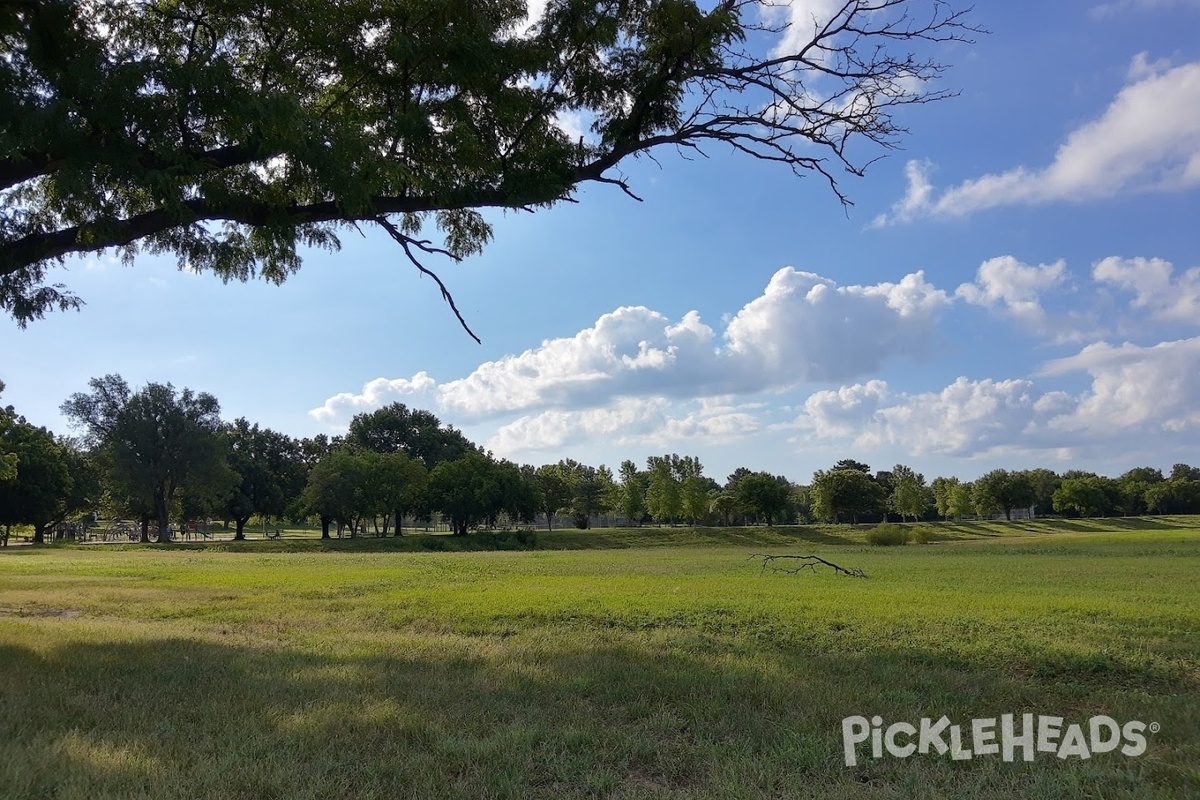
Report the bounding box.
[842,714,1157,767]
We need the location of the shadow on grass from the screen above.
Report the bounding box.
[29,516,1198,559]
[0,631,1194,800]
[49,527,860,556]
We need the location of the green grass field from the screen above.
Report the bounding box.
[2,519,1197,799]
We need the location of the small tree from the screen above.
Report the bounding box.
[890,465,929,522]
[710,492,737,527]
[534,464,573,531]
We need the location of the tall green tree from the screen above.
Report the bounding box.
[681,475,712,525]
[1170,464,1200,481]
[947,482,974,520]
[811,468,884,524]
[1052,476,1119,518]
[1,1,975,331]
[534,464,573,531]
[614,460,647,526]
[0,418,96,544]
[931,476,960,520]
[972,469,1036,521]
[61,375,224,541]
[889,464,928,522]
[736,472,791,526]
[1023,468,1061,517]
[1145,479,1200,514]
[646,460,681,526]
[561,460,609,529]
[0,380,17,482]
[300,448,372,538]
[1115,467,1163,516]
[347,404,475,470]
[496,460,538,528]
[220,419,304,540]
[364,451,428,536]
[426,453,502,536]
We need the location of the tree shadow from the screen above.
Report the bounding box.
[0,630,1193,799]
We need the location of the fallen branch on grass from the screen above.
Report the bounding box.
[748,554,867,578]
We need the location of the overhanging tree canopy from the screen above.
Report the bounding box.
[1,0,975,337]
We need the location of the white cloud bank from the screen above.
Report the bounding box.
[310,267,949,426]
[485,397,766,455]
[875,55,1200,224]
[1089,0,1200,20]
[433,267,949,418]
[311,256,1200,460]
[797,337,1200,457]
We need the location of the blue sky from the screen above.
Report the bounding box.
[3,0,1200,486]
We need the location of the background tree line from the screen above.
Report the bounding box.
[3,376,1199,545]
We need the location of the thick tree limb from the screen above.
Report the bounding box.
[0,0,981,328]
[749,553,868,578]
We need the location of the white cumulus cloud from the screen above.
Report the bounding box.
[309,372,437,425]
[1038,337,1200,434]
[875,56,1200,223]
[763,0,845,59]
[1092,256,1200,323]
[438,267,949,418]
[956,256,1067,334]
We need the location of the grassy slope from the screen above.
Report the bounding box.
[1,519,1197,799]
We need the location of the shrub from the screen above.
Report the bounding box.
[910,527,937,545]
[866,523,910,546]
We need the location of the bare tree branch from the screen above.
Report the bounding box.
[749,553,868,578]
[374,217,481,345]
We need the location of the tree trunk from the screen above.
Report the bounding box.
[234,517,247,540]
[393,508,404,537]
[32,523,46,544]
[140,515,150,543]
[154,488,171,542]
[320,516,331,539]
[1004,507,1012,521]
